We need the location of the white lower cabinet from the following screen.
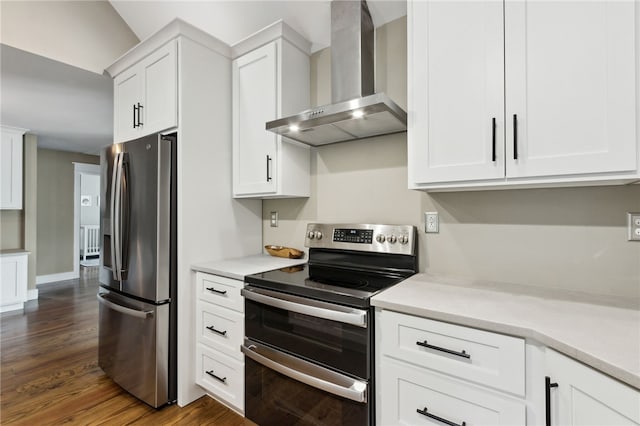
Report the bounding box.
[195,272,244,413]
[545,348,640,426]
[378,310,526,425]
[0,252,28,313]
[381,357,525,426]
[195,344,244,412]
[377,309,640,426]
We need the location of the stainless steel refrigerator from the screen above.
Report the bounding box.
[97,132,177,408]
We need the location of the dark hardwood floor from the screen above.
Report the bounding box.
[1,267,251,425]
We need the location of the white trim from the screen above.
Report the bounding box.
[36,271,78,285]
[0,303,24,313]
[27,289,38,300]
[73,162,100,281]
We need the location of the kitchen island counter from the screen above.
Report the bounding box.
[372,274,640,390]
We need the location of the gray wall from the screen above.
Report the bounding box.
[263,17,640,299]
[37,148,99,275]
[24,134,37,290]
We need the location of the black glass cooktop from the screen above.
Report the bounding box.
[245,263,413,309]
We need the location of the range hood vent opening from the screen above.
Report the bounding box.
[266,0,407,147]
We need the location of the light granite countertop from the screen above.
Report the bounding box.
[371,274,640,390]
[191,254,306,281]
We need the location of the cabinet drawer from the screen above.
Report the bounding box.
[196,300,243,360]
[380,310,525,395]
[196,272,244,313]
[380,357,525,426]
[196,344,244,413]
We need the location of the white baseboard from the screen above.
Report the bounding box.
[0,303,24,313]
[27,289,39,300]
[36,271,78,285]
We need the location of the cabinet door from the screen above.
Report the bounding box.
[0,129,23,209]
[113,67,141,143]
[380,357,525,426]
[505,1,637,178]
[545,349,640,425]
[408,0,505,185]
[0,255,27,311]
[141,40,178,135]
[233,42,278,196]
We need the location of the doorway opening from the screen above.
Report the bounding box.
[73,163,100,274]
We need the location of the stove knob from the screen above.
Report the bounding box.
[376,234,386,243]
[387,235,397,244]
[398,235,409,245]
[315,231,323,240]
[308,231,315,239]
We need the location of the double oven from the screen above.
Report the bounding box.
[241,223,417,425]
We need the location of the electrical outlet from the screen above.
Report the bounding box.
[425,212,439,233]
[270,211,278,228]
[628,212,640,241]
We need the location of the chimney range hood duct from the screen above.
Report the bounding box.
[265,0,407,146]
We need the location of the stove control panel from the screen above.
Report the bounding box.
[305,223,416,255]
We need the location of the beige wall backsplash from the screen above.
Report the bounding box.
[263,16,640,299]
[0,210,23,250]
[37,149,99,276]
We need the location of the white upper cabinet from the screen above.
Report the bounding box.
[233,42,278,195]
[113,41,177,143]
[409,0,639,191]
[232,22,311,199]
[0,126,26,210]
[408,1,505,184]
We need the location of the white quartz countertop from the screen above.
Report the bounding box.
[191,254,306,280]
[0,249,30,256]
[371,274,640,390]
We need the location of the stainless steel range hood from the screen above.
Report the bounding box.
[266,0,407,146]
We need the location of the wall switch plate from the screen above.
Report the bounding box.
[628,212,640,241]
[270,211,278,227]
[425,212,439,233]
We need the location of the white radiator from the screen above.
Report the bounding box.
[80,225,100,260]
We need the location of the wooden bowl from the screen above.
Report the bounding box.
[264,245,304,259]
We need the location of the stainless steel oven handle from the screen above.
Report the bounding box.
[97,293,153,319]
[241,287,367,328]
[241,339,367,403]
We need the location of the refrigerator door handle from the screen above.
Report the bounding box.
[119,153,130,279]
[97,293,154,319]
[109,152,121,281]
[113,152,124,281]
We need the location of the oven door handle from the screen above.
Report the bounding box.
[241,339,368,403]
[241,287,367,328]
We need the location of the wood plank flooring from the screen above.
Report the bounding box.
[1,267,251,425]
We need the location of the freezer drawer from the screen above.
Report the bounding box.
[97,289,172,408]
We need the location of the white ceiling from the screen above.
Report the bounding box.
[1,1,406,155]
[110,0,407,53]
[0,44,113,155]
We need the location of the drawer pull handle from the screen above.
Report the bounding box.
[206,325,227,336]
[206,370,227,383]
[206,287,227,295]
[417,407,466,426]
[416,340,471,359]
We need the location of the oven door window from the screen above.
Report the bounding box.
[244,346,369,426]
[245,297,369,379]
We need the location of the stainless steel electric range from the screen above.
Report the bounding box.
[241,223,417,426]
